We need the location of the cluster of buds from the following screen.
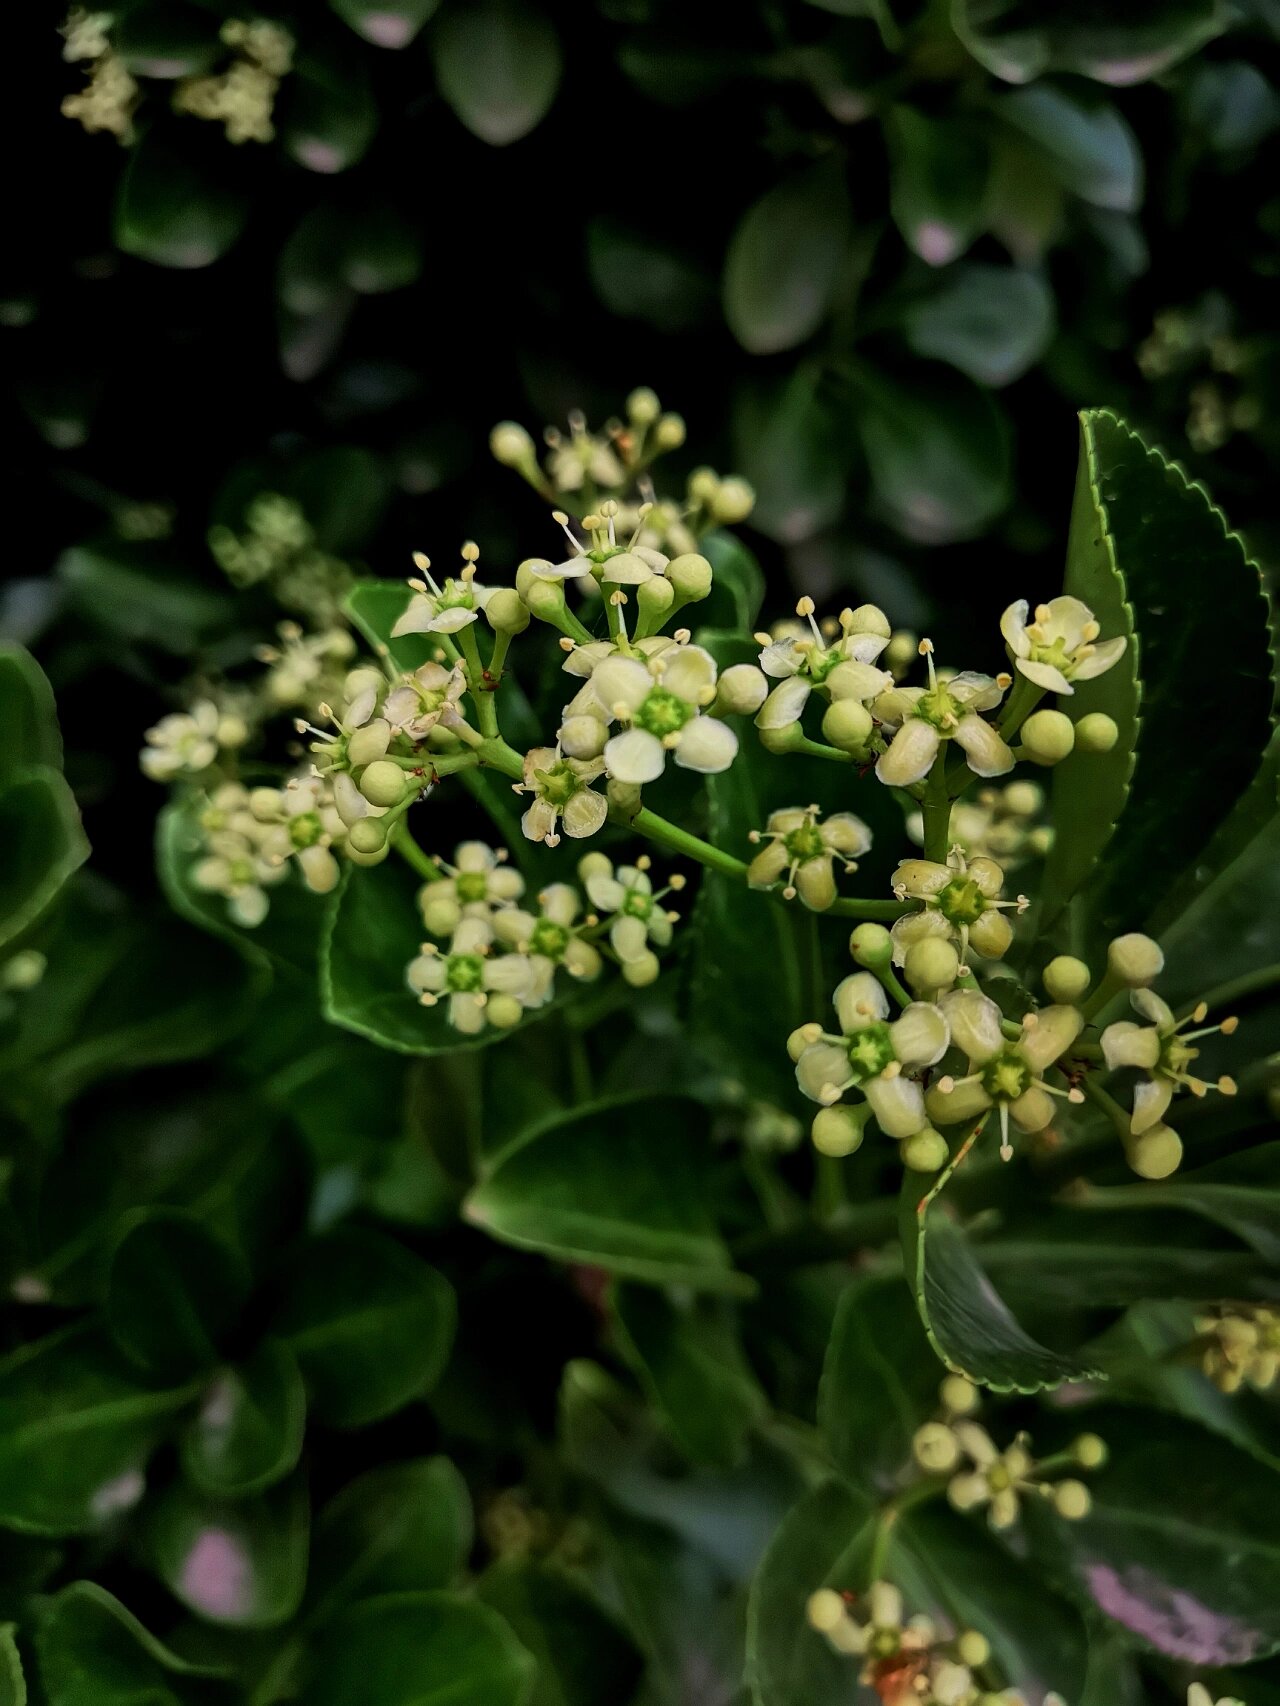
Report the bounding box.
[190,775,346,926]
[209,494,352,624]
[912,1378,1103,1529]
[60,7,138,140]
[806,1580,1056,1706]
[1188,1685,1247,1706]
[1194,1306,1280,1394]
[141,699,251,784]
[906,782,1050,870]
[172,19,294,145]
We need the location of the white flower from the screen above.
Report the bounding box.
[1001,596,1127,695]
[405,917,534,1035]
[926,992,1084,1159]
[794,972,949,1139]
[1188,1686,1247,1706]
[1101,989,1238,1134]
[891,847,1026,965]
[875,643,1013,788]
[747,805,872,911]
[392,548,494,636]
[491,882,603,1001]
[518,746,608,847]
[418,842,525,936]
[259,623,356,710]
[191,830,289,928]
[755,599,892,731]
[590,645,738,783]
[381,660,468,740]
[577,852,681,975]
[140,700,239,782]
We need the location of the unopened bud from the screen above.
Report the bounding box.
[485,588,530,635]
[1126,1122,1182,1178]
[577,850,612,884]
[1053,1480,1091,1520]
[627,387,660,427]
[822,698,873,754]
[687,466,719,506]
[347,718,392,769]
[846,604,892,639]
[806,1589,846,1633]
[490,421,536,469]
[913,1422,960,1473]
[560,715,607,760]
[904,937,960,993]
[710,476,755,524]
[347,818,388,855]
[359,760,407,807]
[956,1631,990,1668]
[1044,955,1091,1003]
[636,575,676,624]
[1072,1433,1107,1469]
[715,663,769,716]
[1075,712,1119,753]
[623,949,660,988]
[1002,779,1042,816]
[523,578,569,622]
[811,1104,867,1157]
[885,630,917,676]
[758,722,800,754]
[968,910,1013,960]
[653,413,685,450]
[344,838,390,866]
[1108,932,1164,988]
[940,1374,979,1415]
[1021,709,1076,765]
[902,1128,949,1172]
[849,923,893,967]
[666,553,713,602]
[486,993,524,1029]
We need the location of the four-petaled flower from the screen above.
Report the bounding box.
[747,805,873,911]
[590,645,738,783]
[755,599,893,730]
[1101,989,1238,1132]
[518,745,608,846]
[406,917,534,1034]
[141,700,245,782]
[392,547,494,636]
[891,848,1026,966]
[418,841,525,937]
[577,852,679,976]
[926,992,1084,1158]
[794,972,950,1139]
[1000,596,1127,695]
[382,660,468,741]
[492,882,603,1002]
[875,642,1013,788]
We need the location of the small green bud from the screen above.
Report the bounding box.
[913,1421,960,1473]
[523,578,569,622]
[968,910,1013,961]
[1072,1433,1107,1469]
[687,465,719,506]
[806,1589,846,1633]
[2,950,45,992]
[490,421,535,469]
[811,1104,867,1158]
[1107,932,1164,988]
[1126,1122,1182,1179]
[1021,708,1076,765]
[849,922,893,967]
[627,386,660,426]
[885,630,917,676]
[710,476,755,524]
[902,1128,949,1172]
[1075,712,1119,753]
[347,817,387,854]
[653,413,685,450]
[577,850,612,884]
[846,604,892,639]
[666,553,713,602]
[1002,779,1042,816]
[637,575,676,622]
[248,786,282,820]
[485,587,530,634]
[715,663,768,716]
[359,760,407,807]
[1044,955,1091,1003]
[347,718,392,769]
[940,1374,979,1415]
[515,558,554,598]
[344,834,390,866]
[1053,1479,1092,1520]
[758,722,800,754]
[904,937,960,993]
[622,949,660,988]
[822,698,873,754]
[955,1631,990,1669]
[486,993,524,1029]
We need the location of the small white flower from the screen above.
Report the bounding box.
[747,805,872,911]
[875,642,1013,788]
[381,660,468,740]
[418,842,525,937]
[392,547,494,636]
[518,746,608,847]
[755,599,892,731]
[891,846,1026,965]
[795,972,950,1139]
[1000,596,1127,695]
[140,700,231,782]
[405,917,534,1035]
[1101,990,1238,1134]
[491,882,603,1001]
[577,852,681,972]
[591,645,738,784]
[926,992,1084,1159]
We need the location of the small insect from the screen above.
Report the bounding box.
[868,1648,931,1703]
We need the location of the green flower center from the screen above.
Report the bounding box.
[534,761,580,806]
[982,1050,1031,1103]
[529,919,570,961]
[1161,1035,1197,1077]
[1029,634,1077,677]
[937,876,988,926]
[289,811,323,849]
[784,823,827,863]
[987,1465,1012,1492]
[636,686,694,739]
[621,889,652,921]
[868,1628,900,1660]
[229,859,255,886]
[846,1022,896,1084]
[445,952,485,993]
[916,685,961,730]
[436,578,475,611]
[456,871,489,904]
[804,647,838,687]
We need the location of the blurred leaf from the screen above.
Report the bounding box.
[817,1275,939,1494]
[179,1340,306,1499]
[342,208,424,294]
[886,108,988,267]
[56,543,232,652]
[586,218,714,331]
[106,1209,250,1383]
[0,645,61,782]
[955,0,1225,86]
[115,131,249,270]
[465,1094,752,1294]
[901,263,1055,387]
[723,159,851,353]
[0,1626,21,1706]
[270,1227,456,1427]
[1074,1144,1280,1263]
[996,87,1143,212]
[733,367,850,545]
[330,0,441,48]
[433,0,562,146]
[0,771,89,953]
[1183,59,1280,152]
[147,1472,309,1628]
[612,1283,767,1467]
[307,1593,535,1705]
[284,53,378,174]
[695,532,766,636]
[113,3,221,78]
[34,1581,226,1706]
[309,1458,472,1614]
[477,1561,643,1706]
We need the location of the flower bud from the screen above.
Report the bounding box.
[623,949,660,988]
[806,1589,846,1633]
[421,890,460,936]
[847,604,891,639]
[968,910,1013,960]
[1021,709,1076,765]
[1107,933,1164,988]
[653,413,685,450]
[758,723,800,754]
[687,466,719,506]
[1126,1122,1182,1179]
[559,715,607,760]
[636,575,676,625]
[490,420,536,469]
[885,631,917,676]
[486,993,524,1029]
[811,1104,867,1157]
[1044,955,1091,1003]
[666,553,713,602]
[849,923,893,967]
[627,386,660,426]
[343,839,390,866]
[940,1374,979,1415]
[345,665,385,704]
[902,1128,949,1172]
[348,717,392,769]
[822,698,873,754]
[904,937,960,993]
[1074,711,1119,753]
[577,850,612,884]
[332,772,370,826]
[787,1023,819,1062]
[1053,1480,1091,1520]
[485,587,530,634]
[523,578,570,623]
[607,778,642,818]
[913,1421,960,1473]
[956,1631,990,1669]
[710,476,755,524]
[1003,780,1042,817]
[347,817,388,854]
[248,786,282,820]
[1072,1433,1107,1469]
[715,663,769,716]
[359,760,407,808]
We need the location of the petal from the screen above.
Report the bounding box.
[1073,635,1127,680]
[890,1002,951,1067]
[659,644,717,703]
[522,798,558,844]
[1010,1086,1055,1132]
[833,972,890,1033]
[796,1042,851,1104]
[674,716,738,774]
[842,632,889,666]
[871,686,923,730]
[563,789,608,838]
[611,915,649,962]
[1131,1075,1174,1135]
[948,672,1004,711]
[1018,1004,1083,1072]
[600,550,654,585]
[755,676,810,729]
[940,990,1004,1063]
[585,873,626,913]
[795,857,837,911]
[876,719,940,787]
[1044,595,1094,650]
[892,859,954,898]
[592,656,654,714]
[1101,1020,1162,1072]
[491,909,535,948]
[1017,657,1073,695]
[865,1075,927,1139]
[747,841,790,889]
[540,883,579,925]
[603,728,666,784]
[869,1583,903,1628]
[953,713,1015,778]
[821,813,873,857]
[826,660,892,702]
[927,1079,993,1126]
[391,597,440,637]
[890,908,953,965]
[758,640,802,679]
[407,954,447,994]
[429,607,479,633]
[453,916,493,954]
[485,953,535,996]
[1130,987,1176,1029]
[449,991,487,1034]
[999,600,1031,657]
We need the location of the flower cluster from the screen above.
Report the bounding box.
[189,775,346,926]
[60,7,138,140]
[173,19,294,145]
[1195,1306,1279,1395]
[906,781,1050,869]
[208,494,352,624]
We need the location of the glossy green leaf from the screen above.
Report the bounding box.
[902,1166,1102,1392]
[1042,409,1140,927]
[723,159,850,353]
[330,0,441,47]
[306,1592,536,1706]
[745,1480,874,1706]
[696,531,766,636]
[817,1275,940,1493]
[477,1561,642,1706]
[309,1457,473,1614]
[271,1227,456,1427]
[1026,1405,1280,1664]
[114,132,249,269]
[283,53,377,174]
[901,263,1055,387]
[56,543,233,653]
[955,0,1225,86]
[112,4,221,78]
[0,1625,22,1706]
[147,1472,309,1628]
[0,645,60,783]
[886,108,988,267]
[1074,1144,1280,1263]
[179,1340,306,1499]
[106,1209,250,1383]
[586,217,713,332]
[343,208,425,295]
[612,1283,767,1467]
[732,367,850,545]
[433,0,562,147]
[0,770,89,951]
[996,86,1143,212]
[34,1581,226,1706]
[465,1095,751,1294]
[0,1326,190,1535]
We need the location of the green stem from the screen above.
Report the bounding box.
[626,807,750,879]
[827,895,913,920]
[997,672,1044,741]
[1190,962,1280,1015]
[813,1150,849,1223]
[1081,968,1124,1023]
[874,962,913,1009]
[789,733,856,765]
[869,1477,946,1580]
[922,755,952,862]
[392,823,441,882]
[488,628,513,682]
[1081,1076,1130,1135]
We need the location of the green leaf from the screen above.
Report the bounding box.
[585,217,714,332]
[901,1166,1102,1392]
[1073,1144,1280,1263]
[147,1472,309,1628]
[696,532,766,636]
[114,132,249,269]
[308,1458,473,1614]
[0,645,60,783]
[996,86,1142,212]
[112,4,222,78]
[106,1209,250,1383]
[745,1480,874,1706]
[0,770,89,951]
[817,1276,940,1493]
[477,1561,643,1706]
[0,1625,23,1706]
[432,0,562,147]
[283,51,378,174]
[732,367,850,545]
[306,1592,536,1706]
[954,0,1225,86]
[329,0,441,48]
[465,1095,751,1294]
[179,1340,306,1499]
[611,1283,767,1467]
[34,1581,227,1706]
[723,158,850,353]
[1026,1405,1280,1663]
[1042,409,1141,926]
[1073,412,1275,941]
[270,1227,456,1427]
[886,108,988,267]
[855,365,1012,544]
[0,1325,190,1535]
[901,263,1055,387]
[56,543,233,653]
